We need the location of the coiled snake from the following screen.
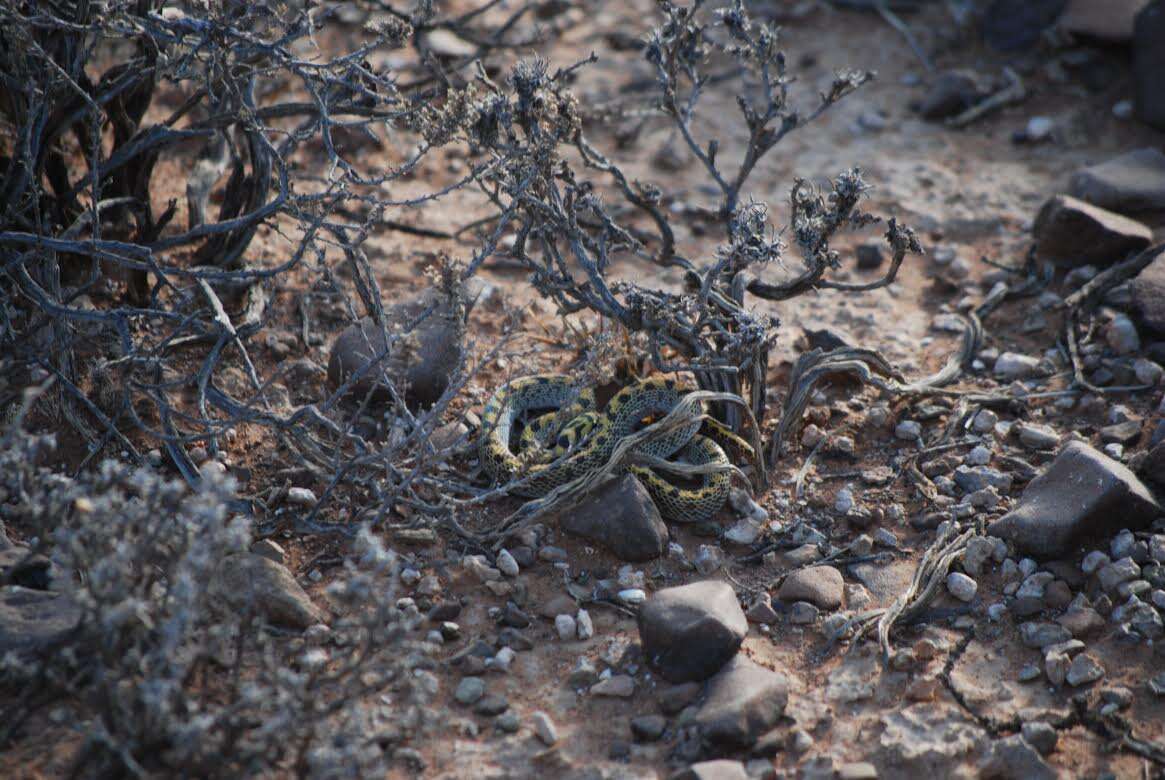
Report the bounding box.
[479,375,748,523]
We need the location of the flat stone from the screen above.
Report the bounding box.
[1131,247,1165,334]
[777,566,844,609]
[692,655,789,750]
[211,553,325,630]
[638,580,746,683]
[1033,195,1152,267]
[1070,148,1165,213]
[327,289,465,410]
[1134,1,1165,130]
[988,442,1161,558]
[560,474,668,562]
[878,703,980,771]
[1015,423,1060,450]
[0,586,81,654]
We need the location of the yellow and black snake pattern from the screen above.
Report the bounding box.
[478,374,746,523]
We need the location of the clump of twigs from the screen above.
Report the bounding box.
[446,0,920,460]
[0,416,434,776]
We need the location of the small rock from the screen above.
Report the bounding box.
[496,549,520,578]
[454,677,486,705]
[918,69,993,119]
[1015,422,1060,450]
[1107,314,1141,355]
[856,244,884,270]
[692,655,789,750]
[777,566,844,609]
[576,609,594,640]
[211,554,325,630]
[895,420,922,440]
[979,734,1057,780]
[561,474,669,561]
[555,614,576,641]
[671,760,750,780]
[946,572,978,602]
[531,711,558,746]
[1066,653,1105,686]
[1020,621,1072,648]
[1098,557,1141,593]
[789,601,819,624]
[1069,148,1165,213]
[630,714,668,742]
[474,694,509,716]
[1033,195,1152,267]
[746,593,779,625]
[1020,722,1057,755]
[591,675,636,698]
[286,486,317,507]
[989,442,1162,558]
[1024,116,1055,141]
[638,581,747,683]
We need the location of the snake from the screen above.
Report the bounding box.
[478,374,748,523]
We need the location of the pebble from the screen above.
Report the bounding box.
[1025,116,1055,141]
[618,588,646,606]
[591,675,636,698]
[474,694,508,716]
[496,549,520,578]
[454,677,486,705]
[577,609,594,639]
[694,545,724,575]
[1016,422,1060,450]
[965,445,992,466]
[1107,314,1141,355]
[531,711,558,745]
[789,601,819,624]
[995,352,1043,381]
[630,714,668,742]
[971,408,999,433]
[495,711,520,733]
[1066,654,1105,686]
[895,420,922,440]
[1018,664,1042,682]
[946,572,978,602]
[555,614,577,640]
[286,486,317,506]
[835,487,855,514]
[1082,551,1111,575]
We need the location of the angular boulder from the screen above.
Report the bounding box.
[560,474,669,562]
[692,655,789,750]
[1069,148,1165,214]
[988,442,1161,558]
[1033,195,1152,267]
[638,580,746,683]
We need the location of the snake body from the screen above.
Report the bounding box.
[479,374,739,523]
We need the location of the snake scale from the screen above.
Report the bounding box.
[479,374,746,523]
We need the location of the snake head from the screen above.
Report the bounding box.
[556,411,599,450]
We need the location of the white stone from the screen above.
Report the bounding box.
[576,609,594,640]
[496,549,520,578]
[946,572,978,602]
[555,614,577,641]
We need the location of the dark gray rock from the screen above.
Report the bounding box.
[1069,148,1165,214]
[0,586,81,654]
[777,566,844,609]
[1141,438,1165,488]
[560,474,669,562]
[980,735,1057,780]
[981,0,1067,51]
[327,289,464,409]
[670,760,749,780]
[989,442,1161,558]
[856,243,884,270]
[1135,1,1165,130]
[1131,247,1165,334]
[0,546,55,591]
[692,655,789,750]
[1033,195,1152,267]
[638,580,747,683]
[918,70,993,120]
